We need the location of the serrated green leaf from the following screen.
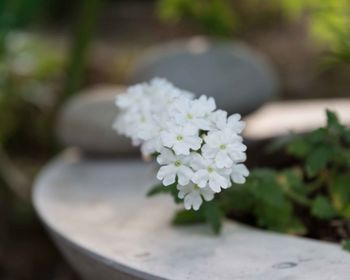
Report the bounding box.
[331,146,350,167]
[308,128,328,143]
[305,145,331,177]
[279,169,310,206]
[147,184,165,197]
[147,183,182,203]
[311,195,338,219]
[286,137,310,158]
[219,184,254,213]
[326,110,340,128]
[203,201,223,234]
[342,239,350,252]
[247,169,306,235]
[147,184,168,196]
[330,174,350,218]
[253,199,306,235]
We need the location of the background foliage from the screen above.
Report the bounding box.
[158,0,350,64]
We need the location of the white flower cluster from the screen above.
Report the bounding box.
[114,78,249,211]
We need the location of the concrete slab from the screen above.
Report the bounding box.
[33,150,350,280]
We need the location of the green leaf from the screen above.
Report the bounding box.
[308,128,328,143]
[342,239,350,252]
[326,110,340,129]
[344,130,350,144]
[330,174,350,218]
[202,201,223,234]
[219,184,254,213]
[248,169,306,235]
[286,137,310,158]
[311,195,338,219]
[331,146,350,167]
[305,145,331,177]
[147,184,166,196]
[172,209,205,225]
[279,169,310,206]
[147,183,182,203]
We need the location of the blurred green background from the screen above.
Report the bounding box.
[0,0,349,279]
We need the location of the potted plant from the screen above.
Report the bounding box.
[33,79,350,279]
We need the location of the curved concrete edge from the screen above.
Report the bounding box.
[32,150,162,280]
[32,150,350,280]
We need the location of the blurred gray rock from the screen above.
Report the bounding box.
[57,85,138,156]
[131,37,279,115]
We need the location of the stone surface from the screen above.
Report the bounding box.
[57,85,138,156]
[33,150,350,280]
[244,98,350,140]
[131,37,279,115]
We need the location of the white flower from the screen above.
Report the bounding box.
[160,124,202,155]
[170,95,216,130]
[148,78,194,102]
[190,153,231,192]
[202,130,247,168]
[115,84,147,110]
[138,114,169,156]
[114,78,189,154]
[177,183,214,211]
[113,78,250,212]
[211,110,245,133]
[231,164,249,184]
[156,149,193,186]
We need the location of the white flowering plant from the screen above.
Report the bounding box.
[113,78,249,233]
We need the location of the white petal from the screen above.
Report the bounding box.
[190,192,203,211]
[184,195,193,210]
[160,131,175,148]
[227,114,245,133]
[215,151,233,168]
[190,153,206,170]
[205,131,223,147]
[194,118,211,130]
[200,187,215,202]
[208,174,223,193]
[177,166,194,185]
[231,164,249,184]
[156,148,175,165]
[173,142,190,155]
[183,124,198,136]
[192,170,209,188]
[157,165,176,186]
[163,174,176,186]
[202,144,217,159]
[178,190,186,199]
[210,172,230,191]
[187,136,202,150]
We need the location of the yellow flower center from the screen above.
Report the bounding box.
[220,144,226,150]
[176,135,184,141]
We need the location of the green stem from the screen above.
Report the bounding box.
[63,0,101,101]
